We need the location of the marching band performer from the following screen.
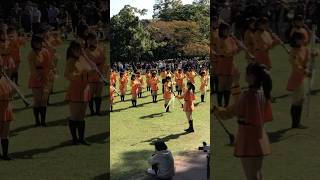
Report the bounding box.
[131,74,141,107]
[119,72,128,102]
[163,76,173,112]
[65,40,93,145]
[150,71,160,103]
[85,32,107,116]
[200,70,208,102]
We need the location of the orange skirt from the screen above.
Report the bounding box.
[183,101,194,112]
[0,101,13,122]
[253,51,271,69]
[287,71,305,91]
[234,125,271,157]
[163,91,172,100]
[65,81,91,102]
[215,56,234,76]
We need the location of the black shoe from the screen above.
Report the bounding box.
[89,99,95,115]
[1,139,12,160]
[40,107,47,127]
[33,107,41,126]
[69,120,78,145]
[78,121,90,146]
[184,121,194,133]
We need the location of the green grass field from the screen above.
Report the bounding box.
[212,45,320,180]
[0,41,109,179]
[110,77,210,179]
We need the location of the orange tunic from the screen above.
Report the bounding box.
[150,77,160,91]
[234,89,272,157]
[187,71,196,84]
[146,73,152,86]
[287,47,309,91]
[0,40,15,72]
[28,50,50,89]
[244,29,255,60]
[175,72,185,88]
[215,37,239,75]
[64,56,92,102]
[0,77,14,122]
[111,72,117,86]
[110,85,115,103]
[252,31,275,69]
[131,80,140,96]
[85,47,107,83]
[183,91,195,112]
[200,76,208,92]
[163,82,172,100]
[119,77,128,94]
[290,27,310,46]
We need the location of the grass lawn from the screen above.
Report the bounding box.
[110,76,210,179]
[0,41,109,179]
[212,45,320,180]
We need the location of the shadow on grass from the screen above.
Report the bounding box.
[268,128,292,143]
[140,112,166,119]
[10,131,108,159]
[110,149,154,180]
[112,99,164,113]
[93,173,110,180]
[131,132,190,146]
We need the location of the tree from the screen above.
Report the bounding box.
[110,5,158,62]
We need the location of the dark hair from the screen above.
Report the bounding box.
[218,22,230,38]
[294,14,303,21]
[131,74,136,80]
[289,32,304,48]
[155,141,168,151]
[66,40,82,60]
[246,63,272,99]
[187,82,195,92]
[31,35,43,51]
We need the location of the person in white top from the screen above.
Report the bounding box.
[147,141,175,179]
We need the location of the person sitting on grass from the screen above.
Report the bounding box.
[146,141,175,180]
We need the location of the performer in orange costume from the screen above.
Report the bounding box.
[119,72,128,102]
[287,32,318,128]
[213,63,273,180]
[28,36,50,127]
[163,76,173,112]
[110,84,116,112]
[150,71,160,103]
[252,17,280,70]
[160,68,167,94]
[289,15,310,46]
[110,69,117,87]
[177,82,196,133]
[0,27,15,78]
[146,69,152,92]
[136,71,144,98]
[199,70,208,102]
[215,22,240,107]
[175,68,185,95]
[186,67,197,85]
[7,27,26,85]
[65,40,93,145]
[85,33,107,116]
[131,74,141,107]
[243,17,257,64]
[0,66,15,160]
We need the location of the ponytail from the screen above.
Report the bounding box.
[246,63,272,99]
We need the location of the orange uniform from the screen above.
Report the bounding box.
[131,80,140,97]
[111,71,117,86]
[150,77,160,92]
[138,76,144,89]
[146,72,152,87]
[252,30,278,69]
[119,76,128,95]
[287,47,309,91]
[110,85,115,104]
[0,77,14,122]
[183,90,195,112]
[28,50,51,89]
[244,29,255,61]
[163,82,172,100]
[0,40,15,73]
[64,56,92,102]
[215,36,239,75]
[187,71,196,84]
[200,75,208,93]
[234,89,272,157]
[175,72,185,89]
[290,27,310,46]
[8,36,25,72]
[86,47,107,83]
